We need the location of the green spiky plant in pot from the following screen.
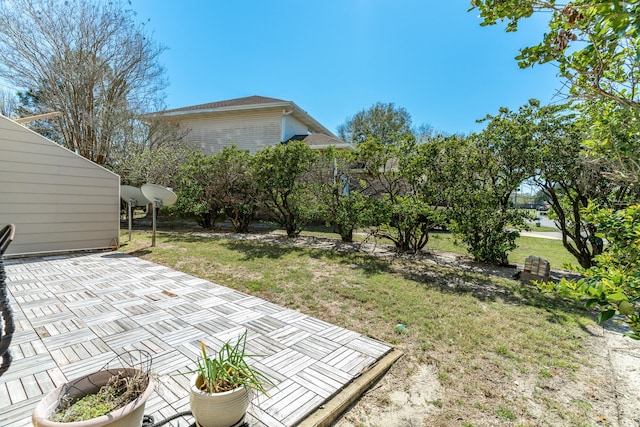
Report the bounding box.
[188,330,272,427]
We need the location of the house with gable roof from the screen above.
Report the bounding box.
[149,95,351,154]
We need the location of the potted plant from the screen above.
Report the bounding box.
[32,352,153,427]
[188,330,272,427]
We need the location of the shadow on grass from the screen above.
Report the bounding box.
[137,229,590,323]
[127,248,153,257]
[154,231,394,276]
[400,263,591,327]
[221,239,394,276]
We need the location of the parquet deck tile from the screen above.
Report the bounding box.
[9,329,38,347]
[32,372,55,396]
[292,316,336,334]
[248,405,284,427]
[101,327,155,349]
[149,349,193,376]
[0,354,56,383]
[72,304,127,326]
[226,306,266,325]
[154,325,203,347]
[0,396,41,426]
[266,349,316,378]
[290,335,341,359]
[130,309,173,326]
[281,392,325,426]
[267,325,312,347]
[245,335,287,357]
[346,335,392,357]
[192,295,229,309]
[60,352,119,380]
[120,338,166,357]
[0,252,392,427]
[194,316,238,335]
[169,308,212,325]
[41,327,97,351]
[246,316,288,336]
[291,364,345,398]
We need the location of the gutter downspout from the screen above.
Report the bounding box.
[281,109,293,143]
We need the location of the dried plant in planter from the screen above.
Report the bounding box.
[50,370,149,422]
[31,350,153,427]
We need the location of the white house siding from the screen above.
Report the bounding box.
[0,115,120,256]
[176,109,285,154]
[283,115,308,142]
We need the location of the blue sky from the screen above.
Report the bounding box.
[132,0,564,136]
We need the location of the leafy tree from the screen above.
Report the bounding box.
[413,123,439,144]
[471,0,640,333]
[534,140,627,269]
[372,194,443,253]
[578,98,640,183]
[487,100,627,268]
[174,153,225,229]
[540,204,640,339]
[337,102,413,146]
[309,147,371,242]
[253,141,318,237]
[532,189,548,206]
[418,133,529,265]
[13,88,62,142]
[472,0,640,180]
[0,0,166,165]
[470,0,640,110]
[215,147,260,233]
[114,138,197,189]
[349,110,444,253]
[412,103,538,265]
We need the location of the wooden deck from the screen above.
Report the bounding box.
[0,252,392,426]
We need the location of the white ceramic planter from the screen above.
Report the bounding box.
[32,368,154,427]
[189,373,250,427]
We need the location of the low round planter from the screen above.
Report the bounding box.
[189,373,250,427]
[32,368,154,427]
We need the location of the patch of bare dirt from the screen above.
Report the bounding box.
[336,358,442,427]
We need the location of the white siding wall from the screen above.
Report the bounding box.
[283,116,309,142]
[0,115,120,256]
[177,109,284,154]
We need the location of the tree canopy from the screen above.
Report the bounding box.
[337,102,414,146]
[471,0,640,336]
[470,0,640,110]
[0,0,166,165]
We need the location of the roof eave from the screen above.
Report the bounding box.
[149,99,337,138]
[308,143,354,150]
[148,101,293,118]
[288,101,336,138]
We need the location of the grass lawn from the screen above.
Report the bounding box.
[427,231,576,270]
[527,225,559,232]
[302,226,576,270]
[119,229,608,426]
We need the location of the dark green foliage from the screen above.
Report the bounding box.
[413,131,530,265]
[214,147,259,233]
[540,204,640,339]
[175,152,225,229]
[337,102,413,146]
[174,147,259,231]
[253,141,318,237]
